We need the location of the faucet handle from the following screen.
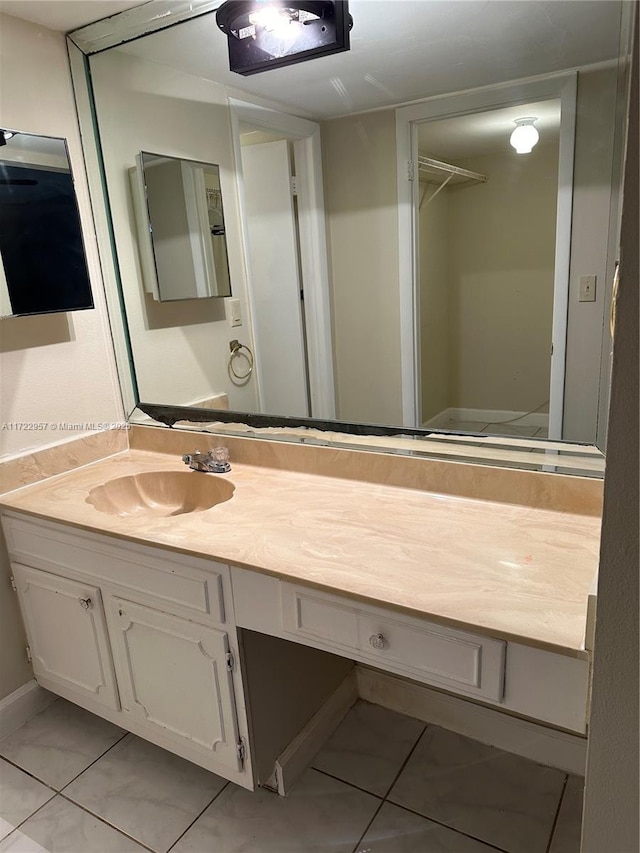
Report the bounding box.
[210,447,231,472]
[212,447,230,465]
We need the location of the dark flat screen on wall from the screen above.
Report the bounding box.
[0,132,94,318]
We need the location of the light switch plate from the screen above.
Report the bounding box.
[226,298,242,327]
[579,275,597,302]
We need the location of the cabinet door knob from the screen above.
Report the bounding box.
[78,597,93,610]
[369,632,386,650]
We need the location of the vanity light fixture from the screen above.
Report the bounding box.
[509,117,539,154]
[215,0,353,76]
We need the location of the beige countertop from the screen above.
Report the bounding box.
[0,449,601,658]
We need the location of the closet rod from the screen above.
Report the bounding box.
[418,156,487,184]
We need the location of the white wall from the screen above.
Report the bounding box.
[419,143,558,424]
[321,109,402,425]
[446,144,558,415]
[89,49,259,412]
[0,14,124,458]
[419,185,451,423]
[0,13,124,700]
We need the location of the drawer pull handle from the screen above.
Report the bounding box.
[369,633,386,650]
[78,597,93,610]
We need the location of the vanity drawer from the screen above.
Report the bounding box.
[357,612,505,701]
[282,585,358,648]
[2,514,228,625]
[280,583,505,702]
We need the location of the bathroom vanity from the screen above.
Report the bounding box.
[0,428,601,792]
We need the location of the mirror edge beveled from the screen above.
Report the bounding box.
[67,40,139,415]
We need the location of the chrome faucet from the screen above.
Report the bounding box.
[182,447,231,474]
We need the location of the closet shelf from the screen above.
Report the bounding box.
[418,155,487,186]
[418,155,487,209]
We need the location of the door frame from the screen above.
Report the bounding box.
[396,73,577,435]
[229,99,335,419]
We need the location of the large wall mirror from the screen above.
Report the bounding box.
[0,129,94,317]
[68,0,634,473]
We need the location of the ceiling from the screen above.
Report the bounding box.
[418,99,561,161]
[0,0,149,33]
[112,0,625,120]
[0,2,625,119]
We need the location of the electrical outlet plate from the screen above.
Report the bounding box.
[579,275,597,302]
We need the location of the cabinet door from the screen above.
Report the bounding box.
[108,597,242,774]
[12,563,119,709]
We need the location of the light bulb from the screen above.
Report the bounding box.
[510,117,539,154]
[249,6,292,32]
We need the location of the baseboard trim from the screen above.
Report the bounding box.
[357,666,586,776]
[0,679,56,740]
[270,669,358,795]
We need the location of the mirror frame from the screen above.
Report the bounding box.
[65,1,635,477]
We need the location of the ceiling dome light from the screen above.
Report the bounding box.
[510,117,539,154]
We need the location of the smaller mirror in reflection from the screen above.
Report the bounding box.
[131,152,232,301]
[0,129,94,318]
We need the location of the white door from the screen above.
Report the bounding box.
[108,597,242,773]
[241,140,309,416]
[12,563,119,709]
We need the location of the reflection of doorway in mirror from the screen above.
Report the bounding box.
[239,130,311,418]
[418,100,560,440]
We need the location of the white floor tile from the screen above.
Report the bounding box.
[356,802,500,853]
[0,701,125,790]
[171,768,380,853]
[483,423,539,437]
[388,727,566,853]
[312,701,425,796]
[0,797,145,853]
[0,760,55,842]
[549,775,584,853]
[443,421,490,433]
[63,735,226,853]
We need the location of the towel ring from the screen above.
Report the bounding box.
[228,339,254,383]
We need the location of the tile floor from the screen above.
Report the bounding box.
[440,420,549,439]
[0,698,583,853]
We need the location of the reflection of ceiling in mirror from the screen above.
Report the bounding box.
[0,134,69,171]
[0,0,148,32]
[114,1,623,119]
[418,99,561,161]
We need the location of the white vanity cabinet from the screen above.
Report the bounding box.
[2,506,591,788]
[2,513,252,789]
[232,568,591,734]
[105,596,243,774]
[12,563,120,712]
